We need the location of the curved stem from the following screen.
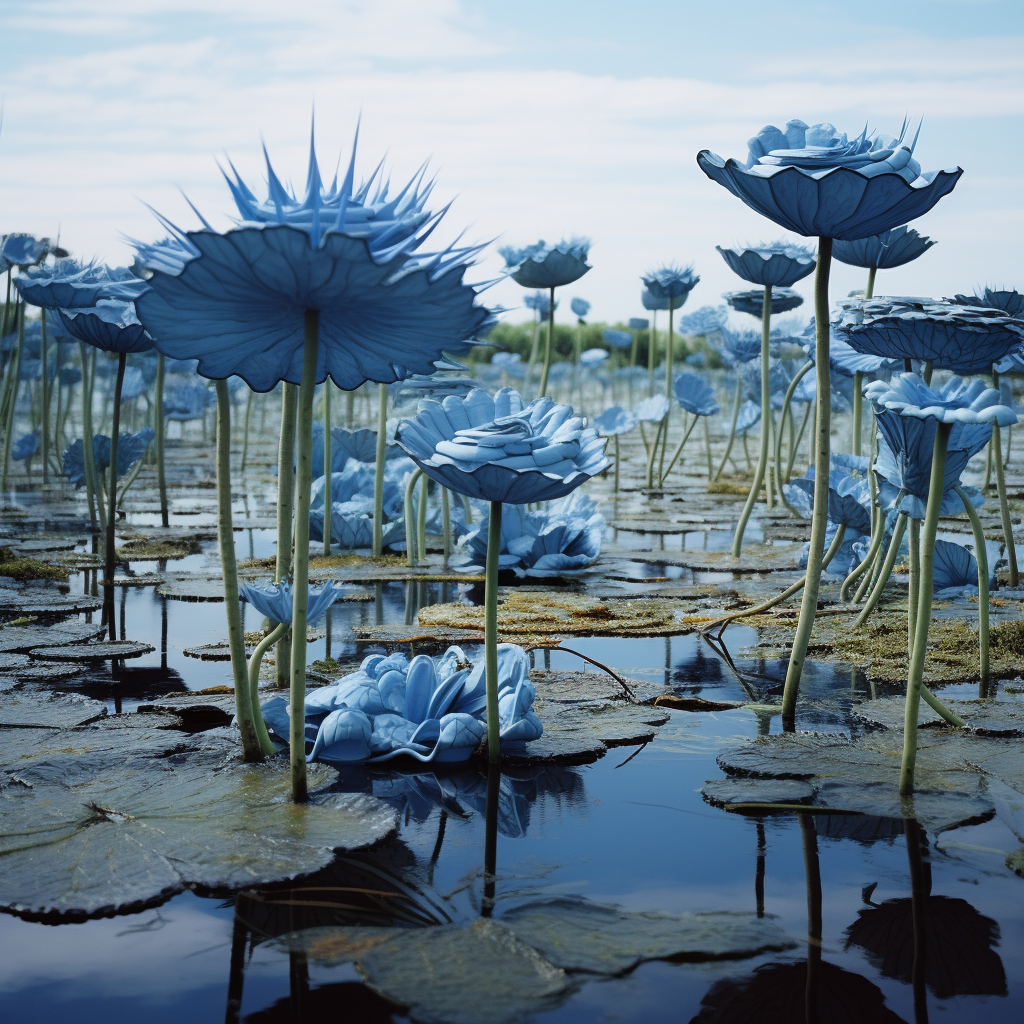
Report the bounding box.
[645,415,665,489]
[155,354,168,528]
[781,237,833,721]
[323,384,332,555]
[372,383,388,557]
[852,371,863,457]
[538,286,556,398]
[77,342,98,526]
[901,421,950,796]
[248,620,288,756]
[775,360,813,516]
[713,372,743,482]
[648,311,657,396]
[275,382,297,690]
[404,468,422,566]
[990,391,1018,585]
[216,378,262,761]
[956,484,990,690]
[288,310,319,802]
[659,413,698,485]
[908,517,920,656]
[853,512,908,627]
[841,521,884,603]
[485,500,502,762]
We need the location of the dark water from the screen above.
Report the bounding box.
[2,524,1023,1023]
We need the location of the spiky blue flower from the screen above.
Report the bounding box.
[952,287,1024,318]
[501,239,591,289]
[833,226,935,270]
[673,373,720,417]
[800,320,894,378]
[134,126,494,392]
[697,119,961,239]
[724,287,804,318]
[395,387,607,503]
[642,264,699,306]
[717,242,816,287]
[717,328,762,366]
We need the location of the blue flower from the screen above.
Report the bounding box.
[458,493,603,577]
[642,264,699,306]
[266,644,541,764]
[579,348,608,369]
[395,387,608,503]
[801,319,894,377]
[931,539,994,597]
[799,522,867,577]
[59,300,155,354]
[867,374,1017,518]
[680,306,729,336]
[735,400,761,434]
[500,239,591,289]
[239,578,343,625]
[785,465,873,535]
[628,317,649,331]
[135,127,494,392]
[833,226,935,270]
[834,298,1024,375]
[0,233,51,271]
[724,287,804,318]
[62,430,155,488]
[717,242,816,287]
[743,359,791,409]
[716,328,763,366]
[673,373,720,417]
[57,366,82,387]
[697,119,962,239]
[389,374,478,409]
[603,329,632,350]
[163,382,215,421]
[523,291,555,319]
[113,366,151,401]
[17,261,145,309]
[12,434,39,462]
[633,395,671,423]
[571,297,591,318]
[642,289,681,312]
[953,287,1024,318]
[594,405,636,436]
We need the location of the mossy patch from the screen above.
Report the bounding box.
[0,547,70,583]
[117,539,200,561]
[707,481,757,497]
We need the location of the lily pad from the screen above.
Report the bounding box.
[500,897,796,974]
[0,758,396,918]
[29,641,156,661]
[110,573,165,588]
[137,691,238,728]
[855,696,1024,737]
[0,691,106,729]
[116,538,201,561]
[0,590,102,616]
[157,576,225,602]
[0,622,106,653]
[0,653,30,670]
[702,778,815,808]
[0,662,82,683]
[183,642,233,661]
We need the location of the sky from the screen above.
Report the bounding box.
[1,0,1021,329]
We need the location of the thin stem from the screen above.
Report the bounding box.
[659,413,698,485]
[865,266,877,300]
[288,310,319,802]
[901,421,950,796]
[645,415,665,489]
[1,301,24,492]
[538,286,556,398]
[275,382,297,690]
[155,354,168,528]
[781,237,833,722]
[703,416,713,480]
[908,517,920,656]
[485,500,502,762]
[372,383,388,556]
[216,378,262,762]
[418,472,428,563]
[648,310,657,396]
[787,402,812,483]
[323,384,332,555]
[613,434,620,492]
[852,371,863,458]
[404,467,423,566]
[776,360,813,516]
[248,620,288,756]
[841,522,884,603]
[441,486,451,568]
[104,352,126,629]
[853,512,908,627]
[990,382,1017,585]
[240,389,253,472]
[956,484,990,690]
[40,312,50,484]
[78,343,98,526]
[713,371,743,482]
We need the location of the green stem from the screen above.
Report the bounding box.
[713,371,743,482]
[990,397,1018,586]
[248,620,288,756]
[853,512,908,627]
[865,266,876,300]
[956,484,990,689]
[404,467,423,566]
[441,486,451,568]
[659,413,698,485]
[613,434,620,492]
[155,354,168,528]
[787,402,812,483]
[703,416,713,480]
[852,371,863,458]
[645,415,665,489]
[901,421,951,796]
[731,286,774,555]
[345,389,354,429]
[288,310,319,802]
[648,311,657,396]
[323,384,332,555]
[908,517,920,656]
[275,382,297,690]
[104,353,126,602]
[776,360,813,516]
[1,301,24,492]
[40,313,50,484]
[418,472,428,562]
[240,388,253,472]
[538,286,556,398]
[372,383,388,556]
[485,500,502,762]
[922,360,933,386]
[216,378,262,762]
[780,237,833,722]
[841,520,884,603]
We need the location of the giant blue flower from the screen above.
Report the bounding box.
[673,372,720,417]
[459,493,604,577]
[500,239,591,289]
[16,261,145,309]
[395,387,608,503]
[58,300,155,354]
[679,306,728,336]
[134,129,494,392]
[724,287,803,318]
[743,359,791,409]
[716,242,816,287]
[834,298,1024,375]
[785,465,873,536]
[163,382,215,421]
[717,328,763,366]
[62,430,155,488]
[697,119,962,239]
[833,226,935,270]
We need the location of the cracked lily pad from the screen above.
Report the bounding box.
[0,652,30,670]
[0,590,102,615]
[500,897,796,974]
[0,622,106,653]
[855,696,1024,737]
[29,641,156,661]
[0,691,106,729]
[157,576,226,602]
[0,662,81,683]
[0,758,396,919]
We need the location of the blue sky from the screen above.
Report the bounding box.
[1,0,1021,326]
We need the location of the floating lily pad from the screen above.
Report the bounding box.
[0,662,82,683]
[29,641,155,661]
[183,642,233,661]
[110,573,165,588]
[0,758,396,918]
[137,691,238,728]
[350,625,485,645]
[0,653,30,670]
[0,591,102,615]
[702,778,815,808]
[500,897,795,974]
[157,576,225,602]
[117,538,202,561]
[855,696,1024,737]
[9,538,80,553]
[0,622,107,653]
[0,691,106,729]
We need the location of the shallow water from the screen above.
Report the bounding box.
[3,543,1023,1023]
